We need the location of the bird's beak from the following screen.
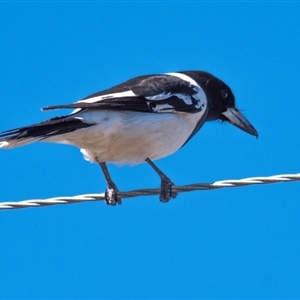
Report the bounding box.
[222,107,258,138]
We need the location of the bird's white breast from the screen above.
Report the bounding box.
[48,109,206,165]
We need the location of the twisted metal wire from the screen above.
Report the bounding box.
[1,173,299,210]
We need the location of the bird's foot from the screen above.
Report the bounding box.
[159,178,178,202]
[104,184,122,206]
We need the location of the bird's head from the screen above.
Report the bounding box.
[200,72,258,138]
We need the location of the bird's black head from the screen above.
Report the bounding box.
[185,71,258,137]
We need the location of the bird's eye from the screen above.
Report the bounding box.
[221,90,228,99]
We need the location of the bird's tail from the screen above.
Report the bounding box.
[0,116,92,149]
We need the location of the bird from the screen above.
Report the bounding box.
[0,71,258,205]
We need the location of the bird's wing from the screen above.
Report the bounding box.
[42,73,208,114]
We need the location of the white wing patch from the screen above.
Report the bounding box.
[152,103,174,113]
[145,72,208,109]
[146,91,193,106]
[145,92,172,101]
[77,90,136,104]
[165,72,207,109]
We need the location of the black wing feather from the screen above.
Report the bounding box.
[43,98,154,113]
[42,74,200,113]
[80,74,154,100]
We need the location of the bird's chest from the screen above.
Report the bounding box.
[67,110,205,164]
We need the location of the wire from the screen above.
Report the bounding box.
[0,173,299,210]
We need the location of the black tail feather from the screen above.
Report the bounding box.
[0,116,93,148]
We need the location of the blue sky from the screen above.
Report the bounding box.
[1,2,300,299]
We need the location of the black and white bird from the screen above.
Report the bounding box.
[0,71,258,205]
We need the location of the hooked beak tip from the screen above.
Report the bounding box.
[222,107,258,138]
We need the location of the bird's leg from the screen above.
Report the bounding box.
[145,158,178,202]
[98,161,122,206]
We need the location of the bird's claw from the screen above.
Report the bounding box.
[159,179,177,202]
[104,187,122,206]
